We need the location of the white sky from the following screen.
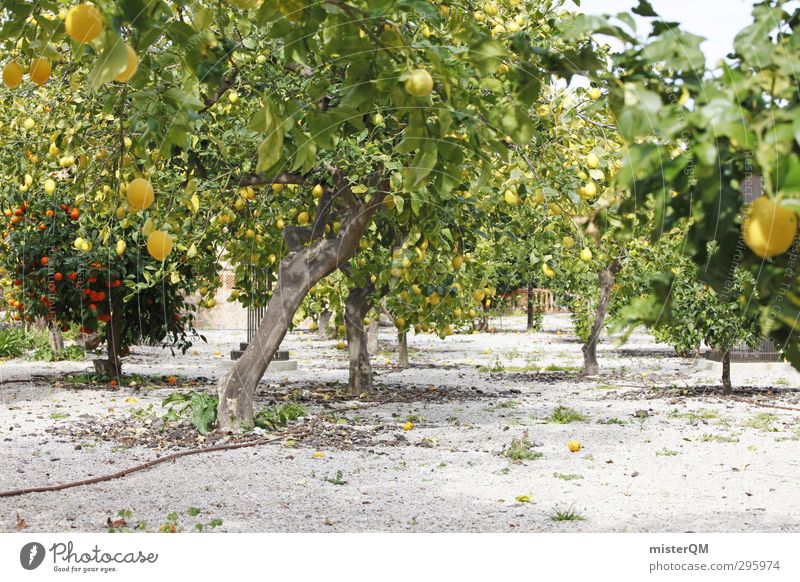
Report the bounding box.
[577,0,757,66]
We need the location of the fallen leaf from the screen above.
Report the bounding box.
[515,494,532,503]
[15,514,26,530]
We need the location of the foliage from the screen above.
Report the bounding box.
[162,391,219,434]
[502,435,542,461]
[30,343,85,362]
[253,401,306,431]
[0,327,28,358]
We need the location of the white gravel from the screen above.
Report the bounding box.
[1,314,799,532]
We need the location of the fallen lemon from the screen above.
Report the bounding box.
[743,196,798,258]
[402,421,414,431]
[568,439,581,453]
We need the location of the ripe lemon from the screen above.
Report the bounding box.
[542,263,556,278]
[395,316,406,329]
[404,68,433,97]
[44,179,56,195]
[504,189,519,205]
[127,178,154,211]
[452,255,464,269]
[311,184,324,198]
[568,439,581,452]
[297,211,310,226]
[588,87,602,101]
[402,421,414,431]
[582,181,597,198]
[114,44,138,82]
[586,152,600,169]
[29,58,51,85]
[65,3,104,44]
[473,289,485,303]
[2,61,23,88]
[743,196,798,258]
[146,230,173,261]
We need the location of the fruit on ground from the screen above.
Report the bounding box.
[568,439,581,452]
[65,3,104,44]
[580,247,593,262]
[2,61,23,88]
[402,421,414,431]
[114,44,138,82]
[336,340,346,350]
[742,196,798,258]
[146,230,173,261]
[404,68,433,97]
[29,58,51,85]
[127,178,154,211]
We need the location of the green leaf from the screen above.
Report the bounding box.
[256,129,284,173]
[88,35,130,90]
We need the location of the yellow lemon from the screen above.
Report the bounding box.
[743,196,798,258]
[65,3,104,44]
[568,439,581,453]
[580,248,593,262]
[114,44,138,82]
[127,178,154,211]
[2,61,23,88]
[29,58,51,85]
[146,230,173,261]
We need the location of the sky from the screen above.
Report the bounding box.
[578,0,757,66]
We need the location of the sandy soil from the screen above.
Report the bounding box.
[1,314,799,533]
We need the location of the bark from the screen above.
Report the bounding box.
[526,282,535,330]
[318,310,334,339]
[48,322,64,354]
[721,350,732,395]
[345,283,375,395]
[398,331,409,368]
[94,290,123,377]
[217,175,385,431]
[582,262,620,377]
[367,319,379,355]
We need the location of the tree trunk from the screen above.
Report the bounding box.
[318,310,333,339]
[582,262,620,377]
[367,319,379,355]
[345,282,375,395]
[94,290,123,377]
[48,322,64,354]
[526,282,535,330]
[721,350,732,395]
[217,180,384,431]
[398,331,409,368]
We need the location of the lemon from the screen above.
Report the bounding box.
[65,3,104,44]
[127,178,154,211]
[114,44,138,82]
[568,439,581,452]
[297,211,310,226]
[586,152,600,169]
[44,179,56,195]
[562,235,575,248]
[2,61,23,88]
[146,230,173,261]
[580,248,593,262]
[588,87,602,101]
[743,196,798,258]
[452,255,464,269]
[404,68,433,97]
[29,58,51,85]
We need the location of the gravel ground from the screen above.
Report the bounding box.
[1,314,799,533]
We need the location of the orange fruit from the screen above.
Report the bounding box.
[2,61,23,88]
[146,230,173,261]
[127,178,154,211]
[743,196,798,258]
[29,58,51,85]
[114,44,138,83]
[65,3,104,44]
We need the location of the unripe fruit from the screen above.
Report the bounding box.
[588,87,602,101]
[44,179,56,195]
[562,235,575,248]
[404,68,433,97]
[580,248,593,263]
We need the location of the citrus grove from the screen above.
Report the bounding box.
[0,0,798,437]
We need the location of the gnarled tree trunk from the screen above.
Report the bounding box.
[345,282,375,395]
[217,173,385,431]
[582,261,620,377]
